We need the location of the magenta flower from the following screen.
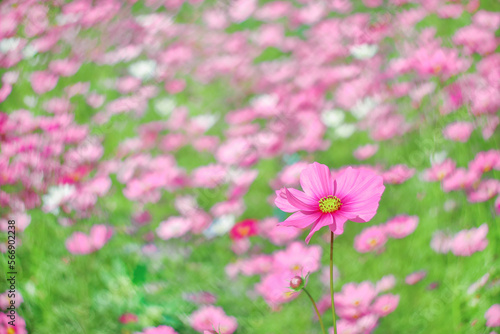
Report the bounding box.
[275,162,385,243]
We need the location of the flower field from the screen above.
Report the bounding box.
[0,0,499,333]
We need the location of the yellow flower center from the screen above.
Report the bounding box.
[318,195,342,213]
[238,226,250,236]
[7,328,15,334]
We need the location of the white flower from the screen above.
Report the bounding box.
[24,96,38,108]
[42,184,76,214]
[22,44,38,59]
[154,97,176,117]
[128,60,156,80]
[251,94,278,108]
[349,44,378,60]
[351,97,378,120]
[321,109,345,128]
[203,215,235,238]
[335,124,356,139]
[192,114,218,131]
[430,151,448,165]
[0,38,21,54]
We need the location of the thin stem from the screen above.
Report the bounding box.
[330,232,337,334]
[303,288,327,334]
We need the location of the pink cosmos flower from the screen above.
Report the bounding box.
[0,290,23,310]
[443,122,474,142]
[275,163,385,243]
[375,275,396,294]
[334,281,377,320]
[229,219,258,240]
[423,159,456,182]
[191,165,227,188]
[255,271,300,310]
[405,271,427,285]
[467,180,500,203]
[119,313,138,324]
[382,165,415,184]
[372,294,399,317]
[354,226,388,253]
[430,231,453,254]
[0,311,27,334]
[156,217,192,240]
[31,71,59,94]
[273,241,322,275]
[442,168,480,192]
[238,255,273,276]
[353,144,379,161]
[467,273,490,295]
[65,225,113,255]
[190,306,238,334]
[138,326,179,334]
[485,304,500,327]
[451,224,488,256]
[259,217,301,246]
[469,150,500,174]
[383,215,418,239]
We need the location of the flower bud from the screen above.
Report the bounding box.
[290,276,304,291]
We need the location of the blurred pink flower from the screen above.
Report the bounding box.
[375,275,396,293]
[118,313,138,324]
[275,163,385,243]
[335,281,377,320]
[191,165,227,188]
[430,231,453,254]
[273,241,322,275]
[255,271,300,309]
[353,144,378,161]
[65,225,113,255]
[451,224,488,256]
[405,270,427,285]
[190,306,238,334]
[0,290,23,310]
[138,325,179,334]
[443,122,474,142]
[469,150,500,174]
[382,165,415,184]
[259,217,301,246]
[383,215,418,239]
[467,180,500,203]
[354,226,388,253]
[156,217,192,240]
[31,71,59,94]
[424,159,456,182]
[229,219,258,240]
[442,168,480,192]
[372,294,399,317]
[48,58,81,77]
[0,312,27,334]
[486,304,500,327]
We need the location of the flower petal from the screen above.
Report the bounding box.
[335,167,385,223]
[300,162,334,199]
[286,188,318,212]
[305,213,334,243]
[280,211,322,229]
[274,188,298,213]
[330,213,348,235]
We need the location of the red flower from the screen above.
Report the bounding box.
[229,219,258,240]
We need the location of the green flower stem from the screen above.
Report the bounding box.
[330,231,337,334]
[303,287,327,334]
